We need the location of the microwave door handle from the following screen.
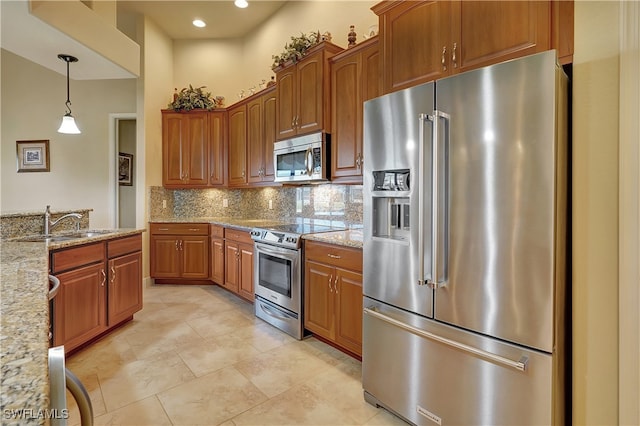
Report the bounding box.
[305,147,313,176]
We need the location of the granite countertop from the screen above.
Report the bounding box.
[0,229,144,425]
[150,217,288,232]
[303,229,364,249]
[150,217,364,247]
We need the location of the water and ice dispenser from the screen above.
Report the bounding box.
[371,170,411,242]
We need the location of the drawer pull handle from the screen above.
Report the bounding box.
[188,228,200,232]
[327,254,341,259]
[158,228,169,231]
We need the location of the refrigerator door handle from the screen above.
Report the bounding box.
[364,307,529,372]
[418,113,432,287]
[427,110,450,289]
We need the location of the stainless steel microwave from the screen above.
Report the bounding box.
[273,132,329,183]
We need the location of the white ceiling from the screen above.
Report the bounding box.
[0,0,286,80]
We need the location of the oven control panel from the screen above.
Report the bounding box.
[250,229,301,249]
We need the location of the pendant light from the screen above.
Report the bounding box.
[57,54,81,134]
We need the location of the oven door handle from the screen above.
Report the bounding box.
[258,300,291,321]
[255,242,299,259]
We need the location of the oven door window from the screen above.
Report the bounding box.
[258,252,292,297]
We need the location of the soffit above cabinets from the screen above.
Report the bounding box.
[1,0,138,80]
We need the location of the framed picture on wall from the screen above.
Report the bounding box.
[118,152,133,186]
[16,140,50,172]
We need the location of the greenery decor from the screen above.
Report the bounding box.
[167,85,224,111]
[272,31,331,69]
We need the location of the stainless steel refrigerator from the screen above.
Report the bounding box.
[362,51,568,425]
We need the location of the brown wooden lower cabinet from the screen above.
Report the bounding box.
[150,223,210,282]
[304,240,363,357]
[210,225,225,285]
[223,228,254,302]
[52,234,143,353]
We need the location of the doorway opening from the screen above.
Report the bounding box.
[109,113,137,228]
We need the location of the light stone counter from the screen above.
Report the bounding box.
[303,229,364,249]
[0,229,144,425]
[1,241,50,426]
[149,217,288,232]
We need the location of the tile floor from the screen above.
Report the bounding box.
[65,284,407,426]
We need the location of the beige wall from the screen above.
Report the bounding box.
[0,49,136,227]
[572,1,620,424]
[171,1,377,105]
[141,16,173,279]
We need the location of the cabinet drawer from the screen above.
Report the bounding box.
[224,228,253,245]
[150,223,209,235]
[108,234,142,258]
[210,224,224,238]
[51,242,105,274]
[304,241,362,272]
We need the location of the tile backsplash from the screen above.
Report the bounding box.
[149,185,363,225]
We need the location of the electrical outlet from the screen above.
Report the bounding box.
[223,199,229,208]
[268,199,273,210]
[162,199,167,209]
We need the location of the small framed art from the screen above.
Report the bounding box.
[17,140,50,172]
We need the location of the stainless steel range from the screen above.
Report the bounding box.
[250,220,344,339]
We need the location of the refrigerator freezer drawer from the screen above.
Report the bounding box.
[362,298,556,425]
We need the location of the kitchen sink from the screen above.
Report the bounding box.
[15,230,115,243]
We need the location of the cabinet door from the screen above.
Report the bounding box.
[262,90,277,182]
[108,251,142,326]
[209,111,227,186]
[451,1,550,74]
[247,96,264,184]
[296,49,324,135]
[276,66,297,139]
[228,104,247,186]
[361,39,381,102]
[184,112,209,185]
[335,268,363,356]
[304,260,334,339]
[224,241,240,293]
[53,262,107,352]
[150,235,180,278]
[211,237,225,285]
[162,112,185,185]
[238,243,254,301]
[378,0,451,93]
[331,54,362,180]
[181,236,209,279]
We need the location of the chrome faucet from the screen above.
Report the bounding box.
[44,205,83,236]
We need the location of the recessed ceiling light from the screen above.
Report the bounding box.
[192,19,206,28]
[234,0,248,9]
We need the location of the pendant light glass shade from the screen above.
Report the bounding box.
[57,114,81,134]
[57,54,81,134]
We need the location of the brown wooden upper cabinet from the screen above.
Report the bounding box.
[275,41,343,140]
[228,86,277,187]
[247,86,276,185]
[372,0,573,94]
[162,110,227,188]
[330,37,381,184]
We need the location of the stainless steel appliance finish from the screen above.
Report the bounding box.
[273,131,328,183]
[362,51,568,425]
[251,220,345,339]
